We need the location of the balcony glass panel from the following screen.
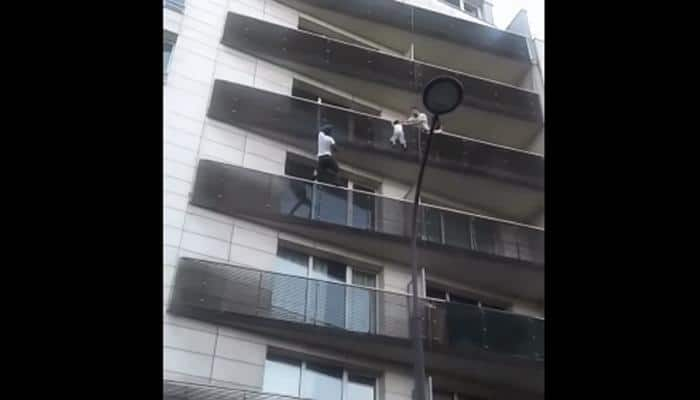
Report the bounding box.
[482,310,536,358]
[193,161,544,264]
[210,80,544,190]
[351,186,376,230]
[444,301,484,350]
[222,13,542,124]
[314,184,348,226]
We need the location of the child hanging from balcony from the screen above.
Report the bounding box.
[316,124,340,185]
[389,120,407,151]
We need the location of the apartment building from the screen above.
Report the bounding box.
[164,0,545,399]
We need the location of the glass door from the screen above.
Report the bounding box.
[272,248,310,323]
[347,269,377,334]
[309,257,347,329]
[350,184,376,230]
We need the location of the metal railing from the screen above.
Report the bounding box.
[164,380,311,400]
[207,80,544,189]
[164,0,185,13]
[222,12,542,123]
[191,161,544,264]
[169,258,544,361]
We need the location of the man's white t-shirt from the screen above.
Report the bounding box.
[407,113,429,131]
[318,131,336,157]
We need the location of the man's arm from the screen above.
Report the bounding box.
[330,137,339,153]
[402,117,420,126]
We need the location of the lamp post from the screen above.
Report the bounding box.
[410,76,464,400]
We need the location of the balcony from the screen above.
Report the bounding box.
[276,0,532,88]
[168,258,544,395]
[208,79,543,221]
[221,12,543,150]
[165,380,309,400]
[190,160,544,303]
[164,0,185,14]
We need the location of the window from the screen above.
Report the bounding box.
[302,363,343,400]
[347,375,376,400]
[284,154,378,231]
[433,390,487,400]
[441,0,481,18]
[262,355,376,400]
[275,246,378,333]
[164,31,177,78]
[426,283,506,311]
[262,356,302,397]
[164,0,185,14]
[462,3,480,18]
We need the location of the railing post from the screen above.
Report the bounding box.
[304,277,309,323]
[315,281,319,326]
[257,271,263,316]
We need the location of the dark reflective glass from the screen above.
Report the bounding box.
[482,310,534,357]
[449,293,478,306]
[426,285,447,300]
[280,179,313,219]
[443,212,471,249]
[445,302,484,350]
[471,218,497,255]
[314,185,348,225]
[421,207,443,244]
[532,318,544,360]
[320,106,351,142]
[286,154,317,181]
[352,186,375,230]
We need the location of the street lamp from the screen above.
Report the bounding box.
[409,76,464,400]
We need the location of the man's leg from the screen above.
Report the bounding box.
[329,156,339,175]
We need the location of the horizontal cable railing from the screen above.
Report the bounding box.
[164,0,185,13]
[169,258,544,361]
[208,80,544,188]
[164,380,311,400]
[192,161,544,264]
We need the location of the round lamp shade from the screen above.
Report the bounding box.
[422,76,464,115]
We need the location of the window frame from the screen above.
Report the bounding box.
[262,353,377,400]
[425,281,508,311]
[275,245,381,333]
[163,30,178,79]
[284,153,380,231]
